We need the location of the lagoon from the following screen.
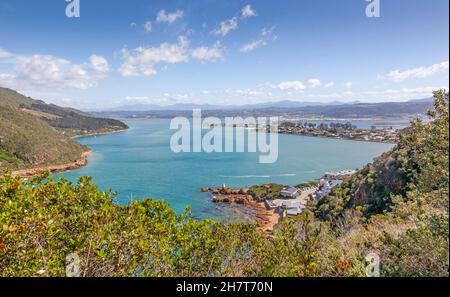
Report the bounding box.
[57,119,394,219]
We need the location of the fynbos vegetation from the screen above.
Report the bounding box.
[0,91,448,277]
[0,87,128,171]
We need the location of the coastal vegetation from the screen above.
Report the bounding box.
[0,90,448,277]
[0,87,128,171]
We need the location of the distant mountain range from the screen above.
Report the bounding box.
[95,97,435,119]
[107,100,365,111]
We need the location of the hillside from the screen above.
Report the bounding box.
[0,90,447,277]
[0,87,128,137]
[0,87,128,171]
[315,90,449,276]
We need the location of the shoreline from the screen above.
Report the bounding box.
[205,187,281,233]
[278,131,397,144]
[10,128,129,178]
[12,150,93,178]
[71,128,128,139]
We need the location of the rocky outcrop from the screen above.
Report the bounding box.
[203,186,279,233]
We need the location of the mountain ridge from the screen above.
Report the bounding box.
[103,98,432,112]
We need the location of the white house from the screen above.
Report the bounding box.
[280,187,300,199]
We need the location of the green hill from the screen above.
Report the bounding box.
[0,87,128,171]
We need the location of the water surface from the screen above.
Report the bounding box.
[58,119,394,219]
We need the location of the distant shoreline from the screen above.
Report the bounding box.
[71,128,128,139]
[278,131,397,144]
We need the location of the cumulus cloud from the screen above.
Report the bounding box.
[344,81,352,89]
[156,10,184,24]
[119,37,224,77]
[144,21,152,32]
[211,5,257,37]
[240,26,276,53]
[308,79,322,88]
[235,89,267,97]
[305,86,448,102]
[118,36,190,77]
[384,61,449,81]
[89,54,109,73]
[261,26,276,37]
[0,48,109,90]
[241,5,257,19]
[211,17,238,37]
[191,42,224,62]
[324,82,335,88]
[240,40,267,53]
[274,81,306,91]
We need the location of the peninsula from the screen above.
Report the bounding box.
[0,87,128,175]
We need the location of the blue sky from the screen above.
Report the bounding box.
[0,0,449,109]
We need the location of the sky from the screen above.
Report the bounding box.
[0,0,449,109]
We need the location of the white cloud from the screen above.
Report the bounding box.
[241,5,257,19]
[240,40,267,53]
[306,86,448,102]
[144,21,152,32]
[119,36,190,77]
[384,61,449,81]
[89,54,109,73]
[211,5,257,37]
[163,93,192,101]
[261,26,276,37]
[324,82,335,88]
[236,89,267,97]
[119,96,172,106]
[0,48,17,61]
[191,42,224,62]
[119,37,224,77]
[344,81,352,89]
[274,81,306,91]
[0,48,109,90]
[156,10,184,24]
[240,26,276,53]
[211,17,238,37]
[308,79,322,88]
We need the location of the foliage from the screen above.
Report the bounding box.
[315,90,449,276]
[0,90,448,277]
[0,87,127,170]
[0,104,87,170]
[248,183,286,202]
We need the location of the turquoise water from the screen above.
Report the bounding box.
[57,119,394,219]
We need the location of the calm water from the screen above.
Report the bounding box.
[57,119,394,219]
